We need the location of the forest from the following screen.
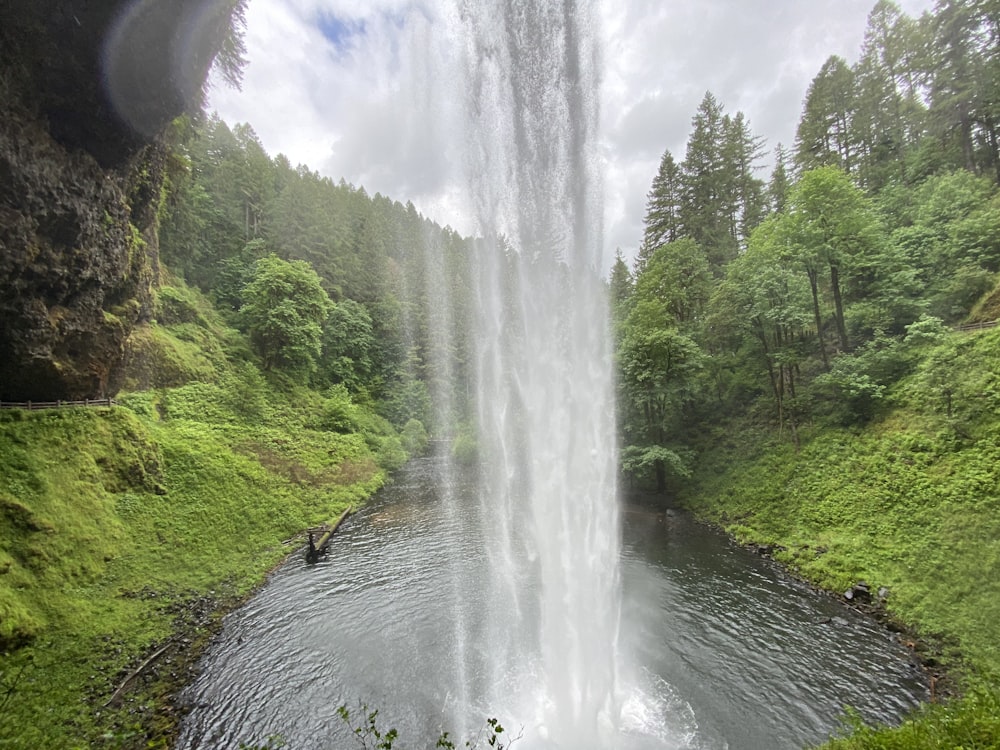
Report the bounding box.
[1,0,999,746]
[153,1,1000,743]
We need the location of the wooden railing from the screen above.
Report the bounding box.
[955,320,999,332]
[0,398,118,410]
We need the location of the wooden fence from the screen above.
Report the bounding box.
[955,320,999,332]
[0,398,117,410]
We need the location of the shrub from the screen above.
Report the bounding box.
[451,431,478,465]
[400,419,428,455]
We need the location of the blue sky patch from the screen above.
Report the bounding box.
[317,14,366,51]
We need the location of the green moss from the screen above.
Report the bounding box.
[0,289,397,748]
[821,687,1000,749]
[681,328,1000,746]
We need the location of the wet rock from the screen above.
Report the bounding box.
[844,581,872,601]
[0,0,236,400]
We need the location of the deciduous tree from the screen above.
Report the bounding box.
[240,254,332,379]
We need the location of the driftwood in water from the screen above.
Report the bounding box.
[306,507,353,563]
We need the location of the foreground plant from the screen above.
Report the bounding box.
[338,704,521,750]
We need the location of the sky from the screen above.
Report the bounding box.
[207,0,937,271]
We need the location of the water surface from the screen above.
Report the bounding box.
[176,457,926,750]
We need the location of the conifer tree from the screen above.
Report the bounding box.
[853,1,913,189]
[794,55,857,174]
[723,111,768,247]
[769,143,791,214]
[609,248,634,317]
[680,92,738,271]
[640,149,683,267]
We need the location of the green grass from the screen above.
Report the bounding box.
[0,284,399,748]
[822,687,1000,749]
[681,327,1000,746]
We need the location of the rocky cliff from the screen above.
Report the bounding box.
[0,0,241,400]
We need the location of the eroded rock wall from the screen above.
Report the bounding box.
[0,0,237,399]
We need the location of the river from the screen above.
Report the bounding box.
[176,456,927,750]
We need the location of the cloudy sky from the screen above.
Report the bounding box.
[208,0,935,270]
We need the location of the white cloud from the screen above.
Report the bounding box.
[209,0,937,269]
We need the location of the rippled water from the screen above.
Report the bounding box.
[175,457,926,750]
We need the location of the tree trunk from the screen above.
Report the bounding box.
[830,263,850,353]
[808,267,829,369]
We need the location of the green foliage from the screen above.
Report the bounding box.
[677,92,766,270]
[336,704,519,750]
[214,239,268,313]
[621,16,1000,741]
[240,254,332,378]
[451,426,478,465]
[810,333,913,425]
[338,705,399,750]
[634,238,711,326]
[312,384,364,433]
[155,284,211,327]
[0,287,395,748]
[681,327,1000,683]
[888,171,1000,322]
[794,55,856,174]
[608,248,634,327]
[156,116,478,433]
[400,418,429,455]
[821,687,1000,749]
[620,444,691,482]
[380,374,433,430]
[640,149,683,255]
[319,298,377,391]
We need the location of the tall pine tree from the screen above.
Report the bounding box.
[794,55,857,174]
[639,149,683,271]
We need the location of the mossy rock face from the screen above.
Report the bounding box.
[121,323,217,391]
[0,1,234,401]
[0,109,156,400]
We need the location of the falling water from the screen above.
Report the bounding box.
[446,2,620,745]
[171,6,932,750]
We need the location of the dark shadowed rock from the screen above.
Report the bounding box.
[0,1,238,399]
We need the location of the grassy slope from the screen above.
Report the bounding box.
[0,283,398,748]
[680,327,1000,747]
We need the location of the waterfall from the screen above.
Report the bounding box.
[432,2,622,745]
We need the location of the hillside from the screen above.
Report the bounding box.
[0,279,404,747]
[676,321,1000,746]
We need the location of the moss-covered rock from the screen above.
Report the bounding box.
[0,1,239,401]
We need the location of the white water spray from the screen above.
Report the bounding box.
[438,3,622,745]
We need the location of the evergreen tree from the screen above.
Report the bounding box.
[608,248,634,325]
[723,111,768,246]
[640,148,683,265]
[794,56,857,174]
[680,92,738,271]
[769,143,792,213]
[927,0,982,172]
[853,1,914,189]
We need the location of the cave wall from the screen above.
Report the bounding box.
[0,0,237,400]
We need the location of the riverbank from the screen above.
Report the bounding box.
[0,385,396,747]
[676,391,1000,745]
[92,535,321,749]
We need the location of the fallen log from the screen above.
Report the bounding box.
[306,506,353,563]
[103,640,173,707]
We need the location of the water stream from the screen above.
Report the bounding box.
[175,456,926,749]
